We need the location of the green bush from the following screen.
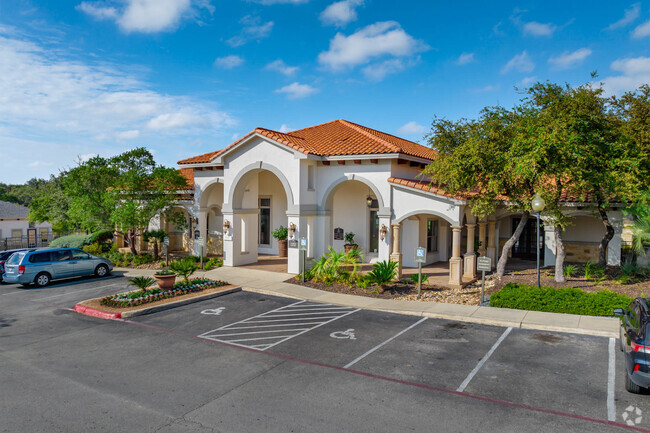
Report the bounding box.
[203,258,223,270]
[367,260,398,291]
[170,257,199,283]
[51,234,89,249]
[563,264,577,279]
[489,283,632,316]
[88,229,114,245]
[83,243,103,255]
[409,273,429,285]
[584,261,605,280]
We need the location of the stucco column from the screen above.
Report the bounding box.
[449,225,463,285]
[222,212,235,267]
[487,221,496,269]
[477,222,487,256]
[198,208,208,257]
[378,216,391,263]
[463,224,477,279]
[287,215,305,274]
[390,224,402,279]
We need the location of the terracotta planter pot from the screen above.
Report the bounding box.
[277,239,288,258]
[154,273,177,289]
[344,244,359,254]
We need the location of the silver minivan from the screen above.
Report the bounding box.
[2,248,113,287]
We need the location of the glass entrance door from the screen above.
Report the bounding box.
[512,217,544,260]
[369,208,379,253]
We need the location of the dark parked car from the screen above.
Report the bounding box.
[2,247,113,287]
[0,249,35,282]
[615,298,650,394]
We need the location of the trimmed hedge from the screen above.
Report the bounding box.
[489,283,632,317]
[50,234,89,249]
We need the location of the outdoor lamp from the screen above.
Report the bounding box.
[379,224,387,241]
[366,195,373,207]
[288,223,296,238]
[531,193,546,212]
[223,220,230,229]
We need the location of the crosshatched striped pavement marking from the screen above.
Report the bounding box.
[198,300,360,351]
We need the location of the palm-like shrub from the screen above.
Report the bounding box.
[128,276,156,291]
[409,273,429,286]
[367,260,398,291]
[169,257,199,283]
[308,247,363,282]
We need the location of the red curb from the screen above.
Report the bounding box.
[74,304,122,320]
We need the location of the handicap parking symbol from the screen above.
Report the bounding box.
[201,307,225,316]
[330,329,356,340]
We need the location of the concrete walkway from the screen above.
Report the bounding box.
[114,266,620,338]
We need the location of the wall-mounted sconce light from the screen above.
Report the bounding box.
[223,220,231,230]
[379,224,388,241]
[288,222,296,239]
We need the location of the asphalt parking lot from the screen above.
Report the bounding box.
[1,275,648,432]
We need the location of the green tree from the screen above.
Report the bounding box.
[108,148,189,256]
[28,174,76,232]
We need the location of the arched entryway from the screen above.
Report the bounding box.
[320,177,389,263]
[223,165,293,268]
[199,181,225,257]
[164,207,191,252]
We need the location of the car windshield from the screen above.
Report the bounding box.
[6,253,24,265]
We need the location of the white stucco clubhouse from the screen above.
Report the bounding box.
[172,119,625,285]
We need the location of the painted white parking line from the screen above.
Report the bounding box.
[198,300,359,351]
[343,317,428,369]
[32,282,123,301]
[457,327,512,393]
[607,337,616,422]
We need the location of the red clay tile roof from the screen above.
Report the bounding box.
[178,168,194,189]
[388,177,466,200]
[178,119,435,164]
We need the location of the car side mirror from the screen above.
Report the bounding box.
[613,308,624,316]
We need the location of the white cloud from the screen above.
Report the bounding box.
[265,59,298,76]
[318,21,429,71]
[522,21,556,37]
[598,56,650,95]
[214,55,244,69]
[275,82,318,99]
[28,160,53,168]
[517,76,537,87]
[0,33,232,143]
[397,121,426,135]
[632,19,650,38]
[79,153,97,162]
[501,50,535,74]
[116,129,140,139]
[77,0,211,33]
[320,0,363,27]
[227,15,274,47]
[456,52,475,65]
[606,3,640,30]
[278,124,292,133]
[362,58,405,81]
[548,48,592,69]
[146,113,207,130]
[76,2,118,20]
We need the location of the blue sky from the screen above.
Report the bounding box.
[1,0,649,183]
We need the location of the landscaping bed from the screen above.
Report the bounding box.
[76,278,237,317]
[287,278,483,304]
[489,282,632,316]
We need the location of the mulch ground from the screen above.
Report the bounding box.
[495,266,650,298]
[286,277,484,305]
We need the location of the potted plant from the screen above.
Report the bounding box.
[344,232,358,253]
[154,269,177,289]
[273,226,289,258]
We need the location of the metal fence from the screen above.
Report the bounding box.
[0,234,54,251]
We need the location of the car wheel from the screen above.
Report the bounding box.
[95,264,110,278]
[625,366,643,394]
[34,272,51,288]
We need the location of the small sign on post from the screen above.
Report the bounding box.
[299,237,308,282]
[477,256,492,304]
[414,247,426,299]
[194,229,200,239]
[163,236,170,267]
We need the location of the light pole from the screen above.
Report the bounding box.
[531,193,546,288]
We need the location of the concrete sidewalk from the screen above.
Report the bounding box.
[114,266,620,338]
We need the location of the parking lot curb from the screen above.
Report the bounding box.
[74,286,241,320]
[242,287,619,338]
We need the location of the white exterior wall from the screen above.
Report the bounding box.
[0,220,52,239]
[392,186,463,226]
[331,181,372,253]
